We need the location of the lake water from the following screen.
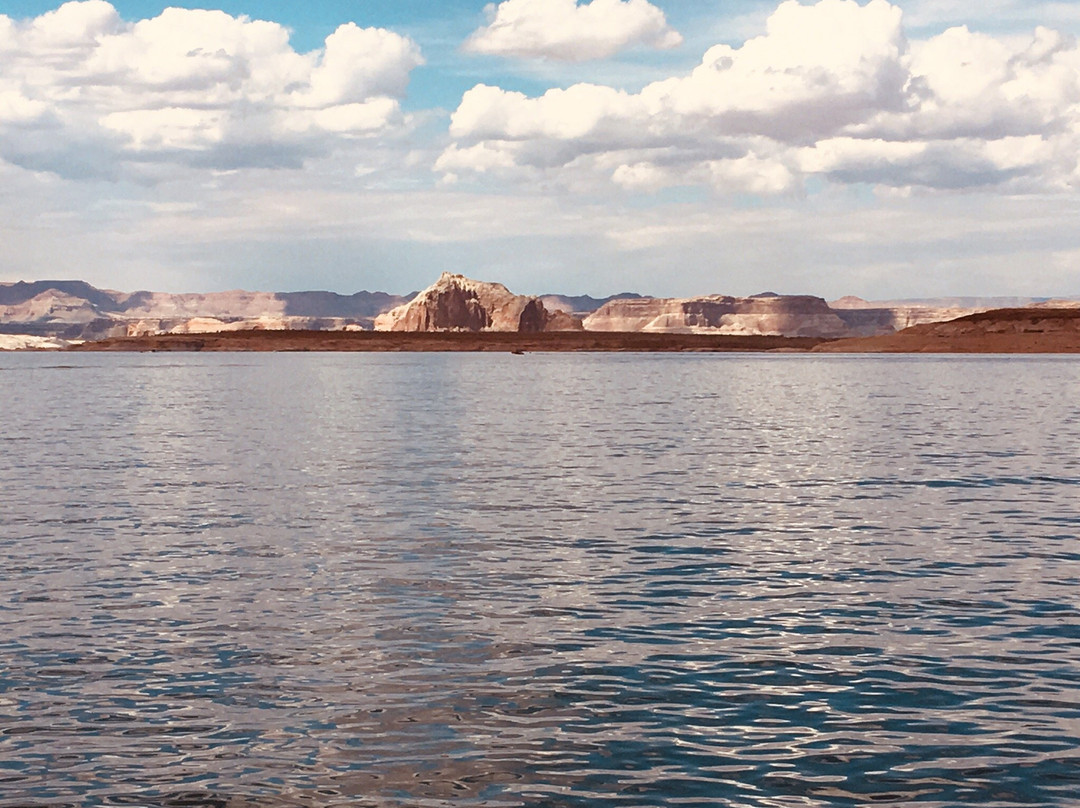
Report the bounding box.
[2,352,1079,807]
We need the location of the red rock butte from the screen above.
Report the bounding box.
[373,273,581,333]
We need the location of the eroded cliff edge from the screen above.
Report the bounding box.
[813,308,1080,353]
[374,273,582,332]
[5,277,1079,346]
[583,294,851,338]
[579,293,1052,338]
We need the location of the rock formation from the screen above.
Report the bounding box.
[374,273,583,332]
[5,278,1080,343]
[124,316,369,337]
[829,296,1001,336]
[0,280,413,338]
[1,289,104,328]
[583,294,853,338]
[0,334,74,350]
[814,308,1080,353]
[580,292,1080,338]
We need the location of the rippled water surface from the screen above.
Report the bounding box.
[2,352,1080,807]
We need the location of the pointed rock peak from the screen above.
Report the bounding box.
[831,296,873,309]
[428,272,513,297]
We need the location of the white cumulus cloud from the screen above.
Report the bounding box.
[442,0,1080,195]
[0,1,423,178]
[464,0,682,61]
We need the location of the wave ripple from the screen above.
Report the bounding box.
[1,353,1079,807]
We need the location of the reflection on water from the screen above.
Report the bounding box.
[1,353,1079,807]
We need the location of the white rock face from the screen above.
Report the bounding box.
[374,272,582,332]
[582,294,1057,338]
[0,334,73,350]
[583,295,853,338]
[125,316,369,336]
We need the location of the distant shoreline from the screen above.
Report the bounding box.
[69,330,824,353]
[64,309,1080,354]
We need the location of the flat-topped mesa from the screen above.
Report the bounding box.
[814,307,1080,353]
[0,280,414,338]
[583,294,853,338]
[373,272,582,333]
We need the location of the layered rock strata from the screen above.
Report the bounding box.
[814,308,1080,353]
[374,273,583,332]
[0,281,411,338]
[6,279,1080,342]
[583,294,853,338]
[829,296,999,336]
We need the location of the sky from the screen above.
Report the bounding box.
[2,0,1080,298]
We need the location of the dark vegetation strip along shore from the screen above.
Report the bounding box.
[72,330,824,352]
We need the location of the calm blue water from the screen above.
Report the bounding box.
[1,352,1079,807]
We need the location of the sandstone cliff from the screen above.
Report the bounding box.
[583,294,853,338]
[829,296,1002,336]
[0,281,412,338]
[1,289,104,327]
[814,308,1080,353]
[124,316,369,337]
[6,279,1080,343]
[580,292,1076,338]
[374,273,583,332]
